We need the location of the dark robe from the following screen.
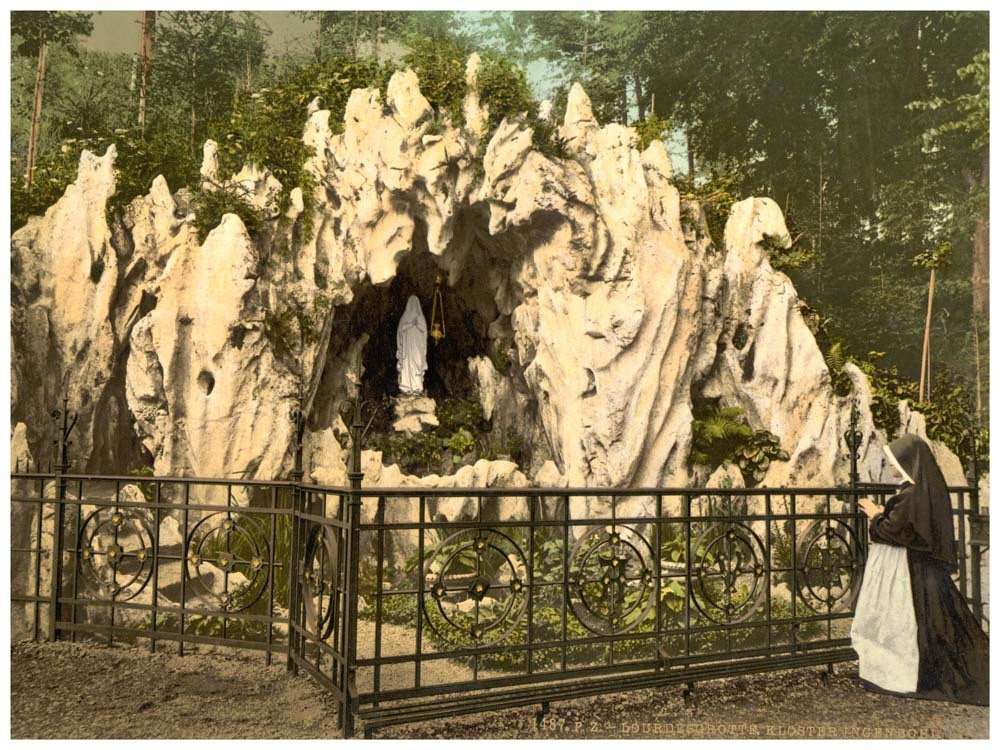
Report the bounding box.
[860,435,989,706]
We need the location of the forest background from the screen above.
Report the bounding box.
[8,10,990,468]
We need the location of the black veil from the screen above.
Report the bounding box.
[886,434,958,571]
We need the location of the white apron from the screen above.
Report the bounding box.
[849,542,920,692]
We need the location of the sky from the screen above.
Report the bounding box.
[85,10,314,57]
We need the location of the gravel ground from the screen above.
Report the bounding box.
[11,639,988,739]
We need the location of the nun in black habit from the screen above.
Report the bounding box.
[850,433,989,706]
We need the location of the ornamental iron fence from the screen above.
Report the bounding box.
[9,403,989,737]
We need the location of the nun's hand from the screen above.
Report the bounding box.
[857,497,882,519]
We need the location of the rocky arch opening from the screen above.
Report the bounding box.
[307,217,545,478]
[347,249,491,404]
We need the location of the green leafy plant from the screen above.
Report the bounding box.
[477,52,534,134]
[690,404,752,468]
[851,350,916,440]
[823,341,854,398]
[689,402,789,486]
[445,428,476,457]
[489,342,512,375]
[437,398,484,433]
[402,36,467,126]
[758,232,815,274]
[631,111,670,151]
[674,172,740,245]
[191,182,265,243]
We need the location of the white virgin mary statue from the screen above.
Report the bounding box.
[396,295,428,395]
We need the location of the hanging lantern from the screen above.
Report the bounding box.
[430,274,446,344]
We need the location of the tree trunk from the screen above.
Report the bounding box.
[972,146,989,319]
[686,129,694,180]
[973,322,983,427]
[634,73,645,120]
[189,50,197,157]
[374,11,382,63]
[137,11,155,137]
[971,145,988,426]
[352,11,360,60]
[919,267,936,402]
[818,157,824,257]
[862,90,877,212]
[316,12,324,61]
[24,34,48,189]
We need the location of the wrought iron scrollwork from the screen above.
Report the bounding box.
[689,521,768,624]
[301,523,339,639]
[78,507,155,601]
[184,513,271,612]
[567,524,656,635]
[796,519,862,613]
[422,528,530,646]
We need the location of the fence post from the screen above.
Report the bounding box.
[843,402,864,570]
[342,359,366,739]
[48,396,77,642]
[287,403,305,673]
[966,427,985,625]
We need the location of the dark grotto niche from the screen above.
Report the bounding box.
[345,247,493,404]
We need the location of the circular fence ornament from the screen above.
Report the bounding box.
[422,528,529,647]
[567,525,656,635]
[184,513,271,612]
[689,521,768,623]
[301,524,339,639]
[796,519,862,613]
[78,507,155,601]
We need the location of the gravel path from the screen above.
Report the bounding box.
[11,640,988,739]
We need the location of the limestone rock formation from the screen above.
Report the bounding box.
[9,62,970,506]
[392,396,439,433]
[11,423,47,640]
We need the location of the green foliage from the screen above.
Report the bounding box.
[631,112,670,151]
[12,123,197,232]
[823,341,854,398]
[445,428,476,456]
[489,342,513,375]
[367,397,532,475]
[262,296,329,357]
[690,404,752,468]
[370,431,446,475]
[216,53,387,233]
[674,172,740,245]
[909,49,989,151]
[851,350,917,440]
[528,114,570,161]
[918,368,989,474]
[437,397,484,433]
[689,402,789,486]
[11,150,79,230]
[403,36,468,125]
[154,11,269,156]
[191,183,265,243]
[477,52,534,132]
[912,241,952,272]
[11,11,94,58]
[851,350,987,472]
[758,232,815,274]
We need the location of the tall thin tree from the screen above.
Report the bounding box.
[137,11,156,137]
[12,12,93,188]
